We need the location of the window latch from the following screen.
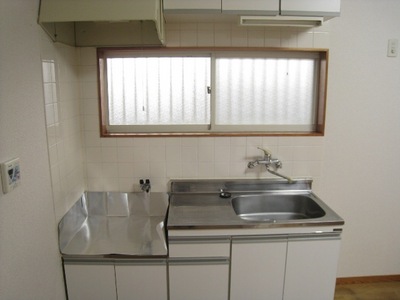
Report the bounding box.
[207,86,212,94]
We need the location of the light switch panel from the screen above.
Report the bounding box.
[1,158,21,194]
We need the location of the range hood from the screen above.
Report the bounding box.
[38,0,165,47]
[239,16,324,27]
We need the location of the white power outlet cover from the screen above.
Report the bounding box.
[387,39,398,57]
[1,158,21,194]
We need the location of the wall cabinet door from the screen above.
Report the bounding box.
[169,258,230,300]
[222,0,279,15]
[230,236,287,300]
[283,235,341,300]
[164,0,221,13]
[115,260,168,300]
[281,0,340,17]
[64,263,117,300]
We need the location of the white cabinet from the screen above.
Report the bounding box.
[64,263,117,300]
[64,260,168,300]
[230,236,287,300]
[222,0,279,15]
[168,237,230,300]
[163,0,221,13]
[164,0,340,19]
[281,0,340,17]
[283,235,341,300]
[115,260,168,300]
[169,258,229,300]
[230,233,342,300]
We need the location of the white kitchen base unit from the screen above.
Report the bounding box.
[64,263,117,300]
[230,235,287,300]
[168,236,231,300]
[169,258,230,300]
[63,259,168,300]
[283,235,341,300]
[230,232,341,300]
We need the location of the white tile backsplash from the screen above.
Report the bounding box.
[41,40,85,221]
[73,21,328,192]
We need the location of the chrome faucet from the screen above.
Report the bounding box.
[140,179,151,193]
[248,147,293,183]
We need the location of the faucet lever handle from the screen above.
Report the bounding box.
[257,147,272,157]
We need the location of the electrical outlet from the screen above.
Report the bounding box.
[387,39,398,57]
[1,158,21,194]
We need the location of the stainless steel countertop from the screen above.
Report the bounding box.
[59,192,169,257]
[167,179,344,230]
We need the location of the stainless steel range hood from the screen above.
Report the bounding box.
[38,0,165,47]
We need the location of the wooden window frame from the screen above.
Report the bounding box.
[97,47,329,137]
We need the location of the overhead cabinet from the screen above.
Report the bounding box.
[281,0,340,17]
[38,0,165,46]
[164,0,340,19]
[222,0,279,16]
[163,0,221,13]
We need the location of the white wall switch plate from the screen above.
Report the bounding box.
[1,158,21,194]
[387,39,398,57]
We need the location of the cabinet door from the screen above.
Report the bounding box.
[169,258,229,300]
[283,235,341,300]
[222,0,279,15]
[64,263,117,300]
[164,0,221,13]
[230,236,287,300]
[115,260,168,300]
[281,0,340,17]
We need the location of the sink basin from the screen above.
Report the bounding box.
[231,194,326,222]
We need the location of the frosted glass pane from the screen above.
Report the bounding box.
[107,57,211,125]
[215,57,318,126]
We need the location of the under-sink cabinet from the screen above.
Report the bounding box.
[230,235,287,300]
[63,259,168,300]
[283,234,342,300]
[231,232,341,300]
[168,237,231,300]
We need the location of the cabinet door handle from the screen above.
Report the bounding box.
[232,235,288,244]
[115,259,167,266]
[288,232,342,241]
[168,257,230,265]
[169,237,231,244]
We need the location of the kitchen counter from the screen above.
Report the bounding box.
[59,192,168,258]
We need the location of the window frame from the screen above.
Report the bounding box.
[97,47,329,137]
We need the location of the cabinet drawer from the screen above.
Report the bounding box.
[169,237,230,257]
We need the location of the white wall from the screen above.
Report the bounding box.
[78,0,400,278]
[0,0,66,299]
[323,0,400,277]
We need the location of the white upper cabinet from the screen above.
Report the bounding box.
[163,0,221,13]
[281,0,340,17]
[164,0,340,18]
[222,0,279,16]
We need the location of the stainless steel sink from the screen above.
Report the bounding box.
[231,194,326,222]
[168,178,344,229]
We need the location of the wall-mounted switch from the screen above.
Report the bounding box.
[1,158,21,194]
[387,39,398,57]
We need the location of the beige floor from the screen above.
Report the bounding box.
[335,281,400,300]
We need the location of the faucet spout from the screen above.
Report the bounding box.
[247,147,293,183]
[266,167,294,183]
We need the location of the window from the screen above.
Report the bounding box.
[98,48,328,136]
